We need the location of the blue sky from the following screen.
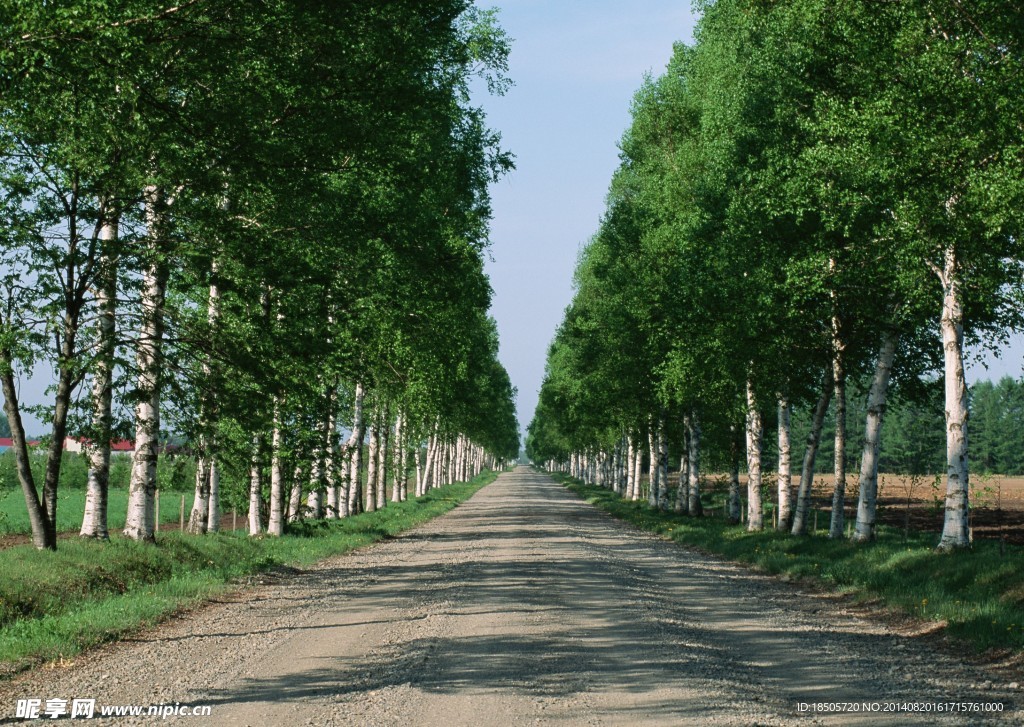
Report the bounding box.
[475,1,700,440]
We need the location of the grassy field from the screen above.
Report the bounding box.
[0,471,498,675]
[0,488,192,536]
[556,473,1024,654]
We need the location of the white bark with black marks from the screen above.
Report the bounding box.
[937,246,971,550]
[745,380,764,531]
[852,332,899,542]
[81,213,118,540]
[687,413,702,517]
[124,185,169,543]
[776,397,792,531]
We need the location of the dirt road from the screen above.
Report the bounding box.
[1,467,1020,725]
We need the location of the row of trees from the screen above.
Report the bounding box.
[1,1,519,550]
[527,0,1023,549]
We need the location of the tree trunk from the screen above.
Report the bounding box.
[829,337,847,539]
[1,367,51,548]
[657,418,669,511]
[392,412,405,502]
[792,375,832,535]
[647,420,659,508]
[745,379,764,531]
[776,397,793,531]
[375,404,389,510]
[414,446,423,497]
[851,332,899,542]
[248,436,264,536]
[365,413,379,513]
[676,423,690,513]
[324,385,338,518]
[206,458,220,532]
[81,214,118,540]
[938,247,971,550]
[306,450,323,520]
[687,413,702,517]
[204,263,222,532]
[342,381,365,517]
[187,457,210,535]
[124,185,169,543]
[267,399,285,536]
[625,435,636,500]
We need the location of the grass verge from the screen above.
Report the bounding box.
[0,471,498,675]
[555,473,1024,653]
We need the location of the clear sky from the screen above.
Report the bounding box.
[475,1,700,442]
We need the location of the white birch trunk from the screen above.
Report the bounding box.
[420,427,437,497]
[658,423,669,510]
[307,450,323,519]
[829,336,847,539]
[187,457,210,535]
[248,437,264,536]
[415,446,423,497]
[777,397,793,531]
[938,246,971,549]
[852,332,899,542]
[611,440,621,495]
[207,458,220,532]
[375,408,388,510]
[124,185,168,542]
[365,415,379,513]
[204,265,221,532]
[745,380,764,531]
[324,387,338,518]
[622,436,630,497]
[267,400,285,536]
[342,381,365,517]
[391,413,404,502]
[647,422,659,508]
[81,213,118,539]
[687,413,702,517]
[675,431,688,514]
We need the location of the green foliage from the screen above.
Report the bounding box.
[1,1,518,547]
[529,0,1024,497]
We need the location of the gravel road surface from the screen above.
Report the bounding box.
[1,467,1020,725]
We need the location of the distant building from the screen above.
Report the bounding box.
[0,437,41,453]
[63,437,135,456]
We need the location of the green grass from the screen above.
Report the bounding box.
[555,473,1024,653]
[0,488,192,536]
[0,471,498,674]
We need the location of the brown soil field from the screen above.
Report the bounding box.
[696,472,1024,545]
